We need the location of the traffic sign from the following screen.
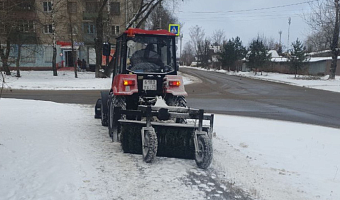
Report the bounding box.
[169,24,180,36]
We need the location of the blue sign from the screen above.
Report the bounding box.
[169,24,180,36]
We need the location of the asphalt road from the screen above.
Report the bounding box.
[180,68,340,129]
[2,68,340,128]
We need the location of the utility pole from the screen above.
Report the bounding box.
[180,33,183,59]
[288,17,291,49]
[279,30,282,54]
[279,30,282,46]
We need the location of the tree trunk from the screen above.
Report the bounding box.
[1,38,11,75]
[2,59,11,75]
[103,55,112,78]
[329,0,340,79]
[72,48,78,78]
[16,45,21,78]
[52,47,58,76]
[95,14,104,78]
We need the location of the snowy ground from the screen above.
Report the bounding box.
[1,70,340,200]
[1,99,339,200]
[182,66,340,93]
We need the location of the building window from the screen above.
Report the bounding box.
[44,46,53,63]
[68,2,77,13]
[84,23,95,34]
[18,20,35,32]
[43,1,52,12]
[0,2,6,11]
[85,2,98,13]
[17,2,33,11]
[112,25,119,35]
[110,2,120,15]
[21,47,36,63]
[43,24,53,34]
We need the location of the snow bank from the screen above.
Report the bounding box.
[181,66,340,93]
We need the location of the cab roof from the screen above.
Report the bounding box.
[124,28,176,37]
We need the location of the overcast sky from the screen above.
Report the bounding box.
[175,0,314,48]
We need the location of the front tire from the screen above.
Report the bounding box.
[108,96,126,142]
[195,134,213,169]
[142,129,158,163]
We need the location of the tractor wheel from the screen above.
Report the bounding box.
[166,95,187,123]
[142,129,158,163]
[108,96,126,142]
[195,134,213,169]
[100,92,109,126]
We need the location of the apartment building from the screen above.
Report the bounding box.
[0,0,136,70]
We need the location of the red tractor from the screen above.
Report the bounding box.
[95,28,213,169]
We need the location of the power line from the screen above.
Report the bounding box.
[178,0,316,14]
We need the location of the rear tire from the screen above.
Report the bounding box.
[166,95,187,123]
[108,96,126,142]
[142,129,158,163]
[101,101,108,126]
[195,134,213,169]
[100,92,109,126]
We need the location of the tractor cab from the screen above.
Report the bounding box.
[113,28,178,76]
[111,28,183,100]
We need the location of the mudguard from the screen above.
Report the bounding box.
[112,74,139,95]
[164,75,188,96]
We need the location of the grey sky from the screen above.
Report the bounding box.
[175,0,313,48]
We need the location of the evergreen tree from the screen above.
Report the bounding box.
[288,39,309,78]
[219,37,246,71]
[247,38,271,74]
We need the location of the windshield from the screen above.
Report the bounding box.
[126,35,175,74]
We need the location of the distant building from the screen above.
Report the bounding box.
[242,50,340,76]
[0,0,138,70]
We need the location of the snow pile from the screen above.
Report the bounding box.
[1,99,339,200]
[182,66,340,93]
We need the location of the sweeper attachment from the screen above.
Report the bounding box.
[95,28,214,169]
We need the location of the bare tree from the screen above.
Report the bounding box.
[212,29,225,46]
[67,2,80,78]
[305,0,339,79]
[189,25,205,62]
[305,0,335,51]
[0,0,16,75]
[197,38,212,69]
[126,0,165,29]
[146,2,178,30]
[181,42,195,66]
[330,0,339,79]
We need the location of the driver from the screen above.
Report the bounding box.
[130,43,163,68]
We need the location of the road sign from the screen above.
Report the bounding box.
[169,24,180,36]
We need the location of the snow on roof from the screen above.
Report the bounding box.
[306,50,332,56]
[271,56,340,63]
[271,57,288,62]
[268,50,280,58]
